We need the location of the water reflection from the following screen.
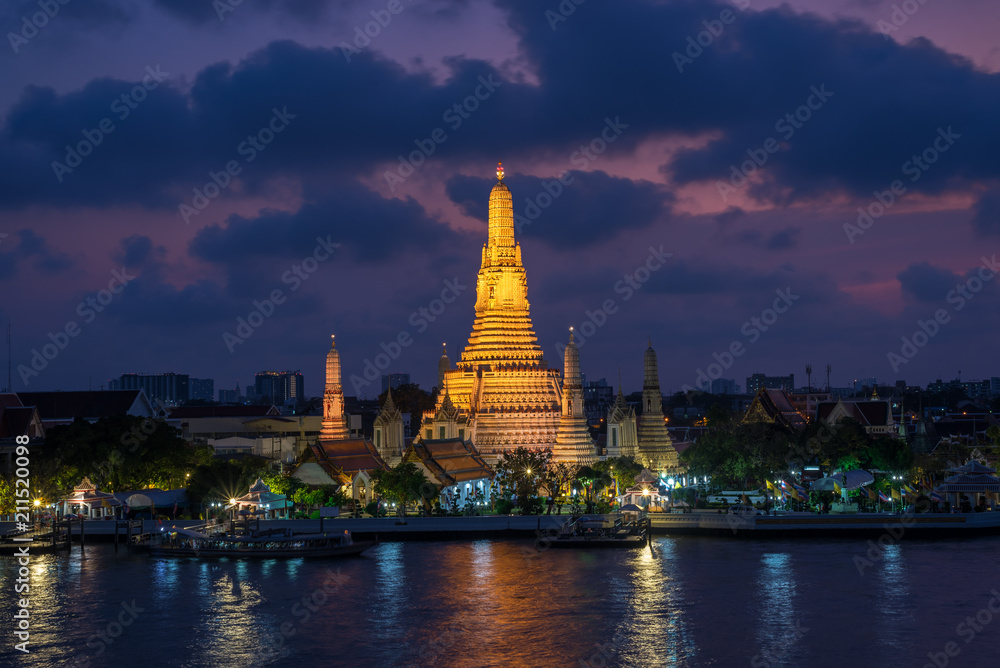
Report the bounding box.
[754,552,801,665]
[614,539,696,666]
[874,543,912,654]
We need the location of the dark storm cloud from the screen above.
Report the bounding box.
[971,187,1000,237]
[897,262,961,302]
[114,235,165,267]
[497,0,1000,201]
[150,0,354,24]
[766,227,801,250]
[189,180,473,265]
[0,229,74,280]
[1,0,131,25]
[4,1,998,216]
[445,170,672,249]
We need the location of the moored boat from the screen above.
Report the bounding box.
[548,516,650,549]
[136,526,376,558]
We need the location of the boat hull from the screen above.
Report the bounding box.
[548,536,647,549]
[143,540,377,559]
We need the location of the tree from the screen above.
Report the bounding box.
[493,447,551,513]
[594,456,642,495]
[682,421,790,489]
[0,477,16,515]
[370,461,431,516]
[34,416,215,501]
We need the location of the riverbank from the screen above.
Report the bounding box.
[7,509,1000,545]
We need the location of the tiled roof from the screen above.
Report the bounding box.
[309,438,390,481]
[168,405,280,418]
[407,438,493,486]
[19,390,144,420]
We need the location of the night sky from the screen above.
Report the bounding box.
[2,0,999,399]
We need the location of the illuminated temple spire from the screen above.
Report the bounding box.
[422,163,572,460]
[320,335,349,440]
[458,162,545,368]
[636,340,678,473]
[554,328,596,464]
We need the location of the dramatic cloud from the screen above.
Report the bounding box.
[971,187,1000,236]
[897,262,960,302]
[0,229,74,280]
[445,170,672,249]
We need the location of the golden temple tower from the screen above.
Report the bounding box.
[553,328,597,464]
[320,335,350,440]
[425,163,566,460]
[636,340,679,472]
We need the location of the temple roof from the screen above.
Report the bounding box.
[310,438,390,482]
[406,438,493,485]
[816,399,892,427]
[169,404,280,419]
[20,390,152,422]
[743,388,808,431]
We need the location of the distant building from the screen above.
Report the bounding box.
[710,378,738,395]
[189,378,214,402]
[218,388,240,403]
[853,377,877,392]
[255,371,304,406]
[746,373,794,395]
[114,372,189,405]
[583,377,614,424]
[381,373,410,393]
[927,378,996,400]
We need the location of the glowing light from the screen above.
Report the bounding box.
[497,161,504,180]
[229,498,236,505]
[33,499,41,507]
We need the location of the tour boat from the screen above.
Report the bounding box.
[548,516,650,548]
[137,526,376,558]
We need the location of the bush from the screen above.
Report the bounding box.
[594,500,611,514]
[365,501,379,517]
[495,499,514,515]
[520,497,544,516]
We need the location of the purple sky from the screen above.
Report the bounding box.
[2,0,999,399]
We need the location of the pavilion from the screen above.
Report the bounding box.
[935,461,1000,511]
[59,476,122,519]
[231,477,292,519]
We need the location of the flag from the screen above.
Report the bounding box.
[790,488,801,501]
[833,481,842,495]
[878,491,890,503]
[867,487,877,501]
[766,480,776,494]
[921,477,932,491]
[793,483,807,496]
[891,488,901,501]
[930,491,944,503]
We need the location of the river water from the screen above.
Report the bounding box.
[2,536,999,667]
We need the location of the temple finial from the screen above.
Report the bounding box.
[497,161,504,181]
[331,334,335,348]
[569,326,575,343]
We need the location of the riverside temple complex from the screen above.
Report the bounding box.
[316,163,680,473]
